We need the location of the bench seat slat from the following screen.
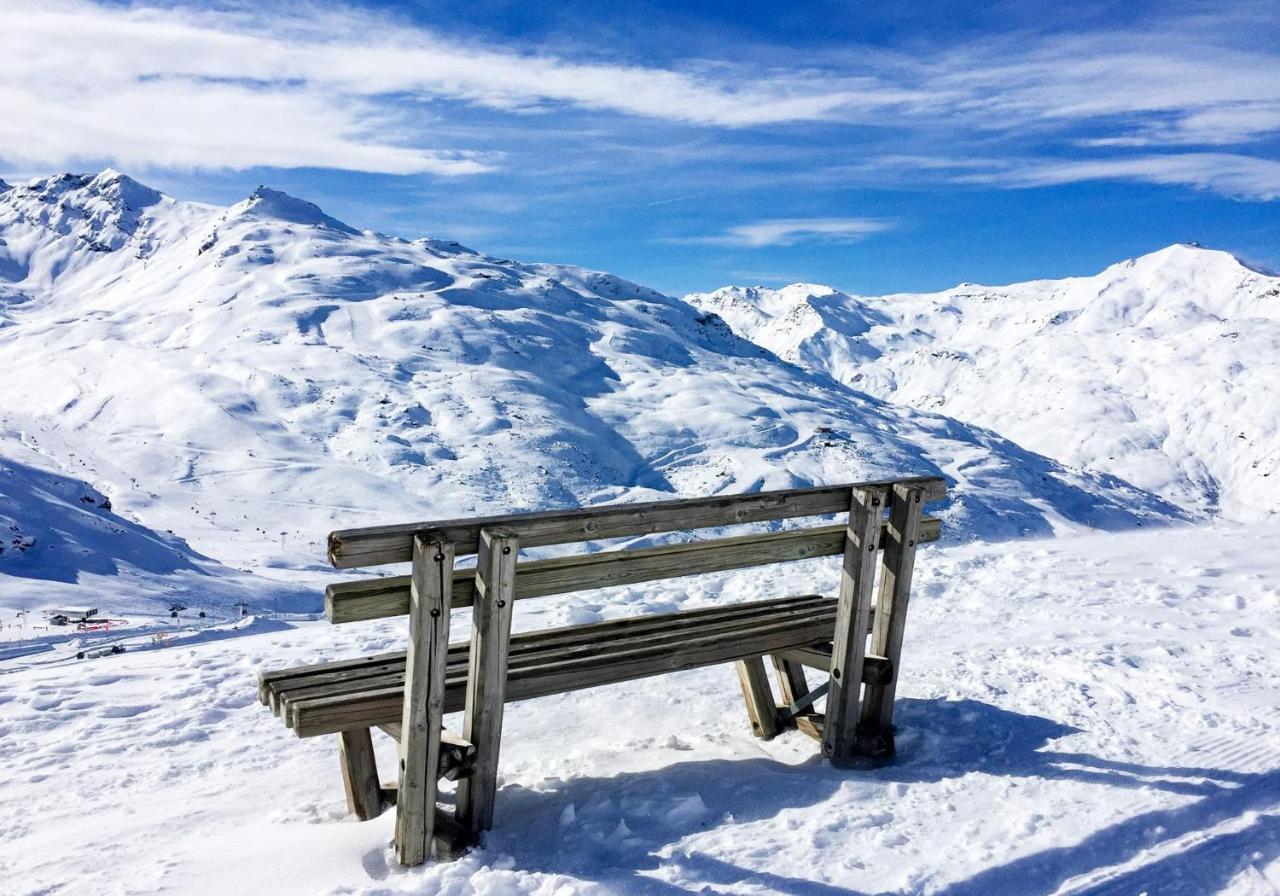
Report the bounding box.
[271,598,844,714]
[263,595,861,737]
[268,594,831,710]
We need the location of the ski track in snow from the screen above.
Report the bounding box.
[2,524,1278,895]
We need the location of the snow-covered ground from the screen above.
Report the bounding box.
[2,523,1277,895]
[2,170,1277,893]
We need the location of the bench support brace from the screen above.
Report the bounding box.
[779,680,829,724]
[339,727,385,821]
[395,533,455,865]
[735,656,780,739]
[857,484,923,757]
[457,527,520,837]
[824,486,885,767]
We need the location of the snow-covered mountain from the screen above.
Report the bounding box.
[688,246,1280,521]
[0,170,1192,609]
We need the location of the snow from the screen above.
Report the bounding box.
[687,245,1280,521]
[0,170,1276,893]
[0,170,1190,618]
[2,522,1277,894]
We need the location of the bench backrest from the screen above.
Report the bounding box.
[324,476,947,624]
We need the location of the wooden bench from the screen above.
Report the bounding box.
[258,477,945,864]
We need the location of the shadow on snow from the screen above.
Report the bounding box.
[404,697,1280,895]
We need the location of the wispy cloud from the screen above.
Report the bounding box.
[953,152,1280,201]
[0,0,1276,204]
[0,1,909,174]
[677,218,894,248]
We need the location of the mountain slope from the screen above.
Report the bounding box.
[0,171,1186,602]
[688,246,1280,521]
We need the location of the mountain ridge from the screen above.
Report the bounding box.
[0,170,1209,611]
[688,244,1280,520]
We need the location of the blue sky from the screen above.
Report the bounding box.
[2,0,1278,294]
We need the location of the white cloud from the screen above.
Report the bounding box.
[681,218,894,248]
[0,0,912,174]
[952,153,1280,201]
[0,0,1276,196]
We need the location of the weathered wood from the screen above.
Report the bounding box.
[286,612,891,739]
[260,476,943,866]
[736,656,780,739]
[338,728,384,821]
[380,725,477,781]
[431,807,472,860]
[857,484,924,756]
[288,602,857,737]
[395,534,454,866]
[325,517,942,623]
[285,598,837,715]
[795,714,824,742]
[259,650,404,703]
[824,486,885,767]
[772,655,811,705]
[440,729,479,781]
[457,527,519,835]
[770,655,811,730]
[328,477,947,568]
[273,596,840,716]
[776,644,833,672]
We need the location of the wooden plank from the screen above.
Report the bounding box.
[824,485,885,768]
[276,596,835,713]
[289,607,886,737]
[776,645,832,672]
[326,517,942,623]
[395,534,454,866]
[278,598,843,721]
[379,725,476,781]
[770,655,811,729]
[456,527,519,835]
[338,728,384,821]
[328,477,947,568]
[736,656,780,739]
[857,484,925,756]
[439,729,478,782]
[259,649,405,703]
[795,714,824,742]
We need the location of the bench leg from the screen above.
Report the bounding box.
[824,486,885,767]
[457,527,519,837]
[339,727,385,821]
[857,485,923,757]
[395,533,455,865]
[736,656,780,739]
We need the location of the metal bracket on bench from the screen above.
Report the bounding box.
[779,681,829,723]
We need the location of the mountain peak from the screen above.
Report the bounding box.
[86,168,163,210]
[6,170,164,212]
[1125,242,1271,277]
[231,186,359,235]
